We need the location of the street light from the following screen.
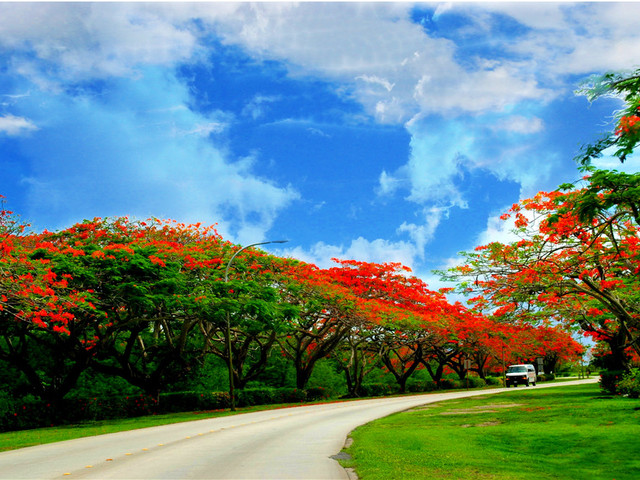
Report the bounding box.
[224,240,288,411]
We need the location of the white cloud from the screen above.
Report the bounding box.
[355,74,395,93]
[492,115,544,134]
[12,68,299,240]
[397,206,446,255]
[404,118,472,207]
[376,169,402,196]
[285,236,418,270]
[242,94,282,120]
[0,114,37,135]
[0,3,202,85]
[475,211,522,248]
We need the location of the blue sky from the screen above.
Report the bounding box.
[1,2,640,290]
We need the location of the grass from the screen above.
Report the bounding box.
[342,383,640,480]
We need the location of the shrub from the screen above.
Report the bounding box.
[275,387,307,404]
[538,373,555,382]
[438,378,460,390]
[617,369,640,398]
[466,376,486,388]
[406,381,424,393]
[305,386,330,402]
[600,370,625,395]
[423,381,438,392]
[237,388,276,407]
[485,376,502,386]
[360,383,399,397]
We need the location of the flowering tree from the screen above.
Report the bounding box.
[447,188,636,371]
[0,212,98,405]
[575,68,640,165]
[276,261,366,390]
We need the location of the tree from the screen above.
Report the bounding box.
[0,231,97,407]
[198,251,298,390]
[25,217,227,401]
[575,68,640,165]
[446,188,636,371]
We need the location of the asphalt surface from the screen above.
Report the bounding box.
[0,378,598,479]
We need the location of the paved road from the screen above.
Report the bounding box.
[0,378,598,479]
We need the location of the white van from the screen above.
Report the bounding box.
[505,364,536,387]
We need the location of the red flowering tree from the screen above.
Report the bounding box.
[0,208,99,406]
[25,217,225,401]
[326,259,478,391]
[447,187,637,371]
[276,261,368,390]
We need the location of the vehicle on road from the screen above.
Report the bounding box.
[505,364,536,387]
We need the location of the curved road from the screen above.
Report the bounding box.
[0,379,597,479]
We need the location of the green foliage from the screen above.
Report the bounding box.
[575,68,640,164]
[438,378,461,390]
[360,383,400,397]
[465,376,486,388]
[305,357,347,397]
[159,391,230,412]
[617,368,640,398]
[485,376,503,386]
[599,370,625,395]
[236,388,307,406]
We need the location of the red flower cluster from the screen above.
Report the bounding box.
[615,115,640,136]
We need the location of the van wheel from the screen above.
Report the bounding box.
[526,380,530,386]
[533,381,536,386]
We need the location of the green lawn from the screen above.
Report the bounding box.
[342,384,640,480]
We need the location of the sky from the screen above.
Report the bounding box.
[1,1,640,292]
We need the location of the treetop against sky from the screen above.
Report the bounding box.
[0,2,639,288]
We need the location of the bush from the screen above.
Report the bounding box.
[0,391,15,431]
[360,383,399,397]
[237,388,275,407]
[617,369,640,398]
[275,388,307,404]
[600,370,625,395]
[438,378,461,390]
[466,376,486,388]
[538,373,555,382]
[406,381,424,393]
[485,376,502,386]
[423,381,438,392]
[305,386,330,402]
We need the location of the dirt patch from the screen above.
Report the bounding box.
[461,421,502,428]
[441,403,523,415]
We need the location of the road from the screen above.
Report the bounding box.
[0,378,598,479]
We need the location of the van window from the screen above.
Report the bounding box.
[507,366,527,373]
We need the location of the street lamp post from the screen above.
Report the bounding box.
[224,240,288,411]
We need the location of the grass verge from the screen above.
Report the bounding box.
[342,383,640,480]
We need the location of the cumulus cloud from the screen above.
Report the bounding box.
[397,206,446,255]
[0,3,202,86]
[285,236,418,270]
[10,67,299,240]
[492,115,544,134]
[0,114,37,135]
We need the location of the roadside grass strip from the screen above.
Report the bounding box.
[342,384,640,480]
